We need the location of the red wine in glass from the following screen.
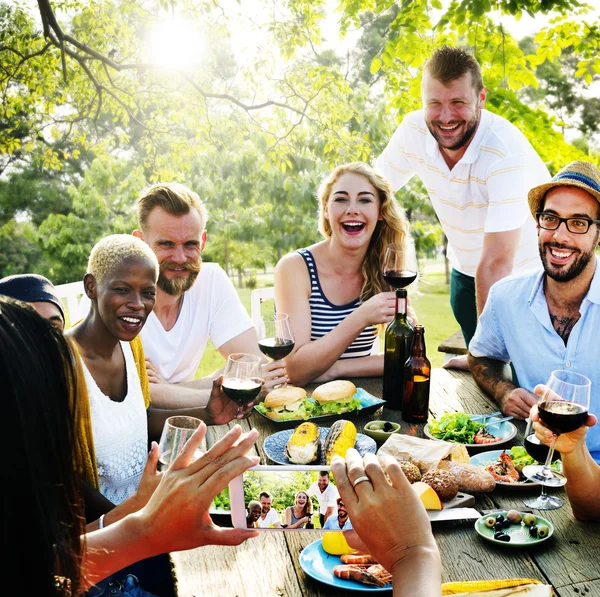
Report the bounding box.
[222,377,263,406]
[383,270,417,289]
[538,401,588,434]
[258,338,295,360]
[524,434,560,463]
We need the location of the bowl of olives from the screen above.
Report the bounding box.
[475,510,553,547]
[363,420,401,443]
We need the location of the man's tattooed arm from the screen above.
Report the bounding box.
[468,354,538,418]
[468,355,515,404]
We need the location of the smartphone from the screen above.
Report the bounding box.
[228,465,345,531]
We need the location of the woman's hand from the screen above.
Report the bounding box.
[357,292,397,327]
[331,449,439,575]
[139,423,260,553]
[530,402,597,455]
[261,359,288,393]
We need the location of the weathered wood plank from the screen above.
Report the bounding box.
[553,579,600,597]
[172,533,305,597]
[438,330,467,355]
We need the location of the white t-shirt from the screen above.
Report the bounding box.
[307,481,339,515]
[141,263,255,383]
[83,342,148,505]
[376,109,550,277]
[257,508,281,528]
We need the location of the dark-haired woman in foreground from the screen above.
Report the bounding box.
[2,296,260,595]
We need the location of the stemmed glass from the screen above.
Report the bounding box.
[258,313,294,387]
[522,370,591,510]
[158,415,204,471]
[221,353,263,412]
[382,242,418,291]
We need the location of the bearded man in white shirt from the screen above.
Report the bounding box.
[132,182,286,419]
[376,46,550,368]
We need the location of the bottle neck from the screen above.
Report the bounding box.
[395,289,407,318]
[411,331,426,357]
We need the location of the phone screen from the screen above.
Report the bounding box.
[218,466,349,531]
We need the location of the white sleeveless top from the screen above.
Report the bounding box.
[82,342,148,505]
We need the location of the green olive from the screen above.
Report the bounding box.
[484,516,496,528]
[537,524,550,538]
[523,513,537,527]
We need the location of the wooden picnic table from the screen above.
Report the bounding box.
[171,369,600,597]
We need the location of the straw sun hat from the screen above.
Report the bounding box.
[528,160,600,218]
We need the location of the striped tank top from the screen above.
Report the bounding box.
[297,249,377,359]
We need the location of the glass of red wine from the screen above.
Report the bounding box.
[221,353,263,412]
[523,370,590,510]
[258,313,294,387]
[383,242,418,290]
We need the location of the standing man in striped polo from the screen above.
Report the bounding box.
[376,46,550,366]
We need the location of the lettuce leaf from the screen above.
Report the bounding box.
[427,412,483,443]
[318,396,362,415]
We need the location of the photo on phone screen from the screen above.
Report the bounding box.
[222,465,348,531]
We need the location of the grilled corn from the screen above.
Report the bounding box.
[286,422,320,464]
[324,420,356,464]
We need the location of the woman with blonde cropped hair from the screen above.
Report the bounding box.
[274,162,414,386]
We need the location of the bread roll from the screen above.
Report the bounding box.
[437,460,496,493]
[312,380,357,404]
[264,386,307,408]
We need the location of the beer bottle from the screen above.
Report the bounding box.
[383,289,413,409]
[402,324,431,423]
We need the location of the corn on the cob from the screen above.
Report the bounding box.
[324,420,356,464]
[286,422,320,464]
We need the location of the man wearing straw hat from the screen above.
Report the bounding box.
[469,161,600,464]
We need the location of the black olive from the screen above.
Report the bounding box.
[494,522,503,531]
[502,519,511,528]
[496,514,505,523]
[494,531,505,540]
[497,534,511,542]
[529,525,538,537]
[383,421,394,432]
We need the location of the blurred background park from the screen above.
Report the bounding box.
[2,0,599,369]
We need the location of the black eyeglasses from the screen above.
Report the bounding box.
[536,212,600,234]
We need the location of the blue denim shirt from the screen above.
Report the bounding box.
[470,258,600,464]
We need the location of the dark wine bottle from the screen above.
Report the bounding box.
[402,325,431,423]
[383,289,414,410]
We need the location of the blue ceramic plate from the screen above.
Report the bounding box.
[423,415,517,453]
[299,540,392,592]
[470,449,549,488]
[264,427,377,465]
[254,387,385,428]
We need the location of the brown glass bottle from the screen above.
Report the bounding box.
[402,324,431,423]
[383,289,413,409]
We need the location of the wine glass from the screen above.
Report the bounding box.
[221,353,263,412]
[522,370,590,510]
[258,313,294,387]
[382,241,418,291]
[158,415,205,471]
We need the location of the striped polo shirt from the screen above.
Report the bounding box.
[297,249,377,358]
[376,109,550,277]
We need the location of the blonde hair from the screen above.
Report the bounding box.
[317,162,411,302]
[137,182,208,233]
[87,234,159,284]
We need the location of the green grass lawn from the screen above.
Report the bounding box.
[195,257,460,378]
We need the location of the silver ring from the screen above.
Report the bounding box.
[353,475,371,487]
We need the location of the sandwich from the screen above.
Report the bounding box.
[311,380,362,416]
[255,386,310,421]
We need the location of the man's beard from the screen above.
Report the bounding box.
[540,240,597,283]
[158,259,201,296]
[426,107,480,151]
